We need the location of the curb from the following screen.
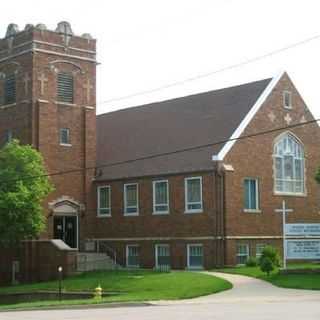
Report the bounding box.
[0,302,153,313]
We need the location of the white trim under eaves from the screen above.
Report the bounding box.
[212,71,285,162]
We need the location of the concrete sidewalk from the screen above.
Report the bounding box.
[154,271,320,305]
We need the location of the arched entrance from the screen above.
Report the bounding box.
[49,197,83,249]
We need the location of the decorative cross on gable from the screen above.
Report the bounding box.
[300,115,307,124]
[38,73,48,96]
[23,73,30,96]
[83,79,93,104]
[284,113,292,125]
[268,111,276,123]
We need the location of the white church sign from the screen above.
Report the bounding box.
[286,240,320,260]
[285,223,320,237]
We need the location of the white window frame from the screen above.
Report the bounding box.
[59,128,71,146]
[243,178,260,212]
[283,90,292,109]
[5,129,13,143]
[273,133,305,196]
[184,177,203,213]
[152,180,169,215]
[97,185,111,217]
[124,183,139,216]
[256,243,265,259]
[236,243,249,265]
[155,244,170,268]
[126,244,140,268]
[187,243,204,269]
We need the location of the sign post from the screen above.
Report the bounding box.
[275,200,293,269]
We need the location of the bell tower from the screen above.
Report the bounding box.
[0,22,97,249]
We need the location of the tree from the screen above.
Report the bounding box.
[0,140,54,244]
[315,167,320,185]
[259,245,280,276]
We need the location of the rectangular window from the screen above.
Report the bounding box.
[97,186,111,217]
[155,244,170,269]
[153,180,169,214]
[187,244,203,269]
[244,178,259,211]
[256,244,265,259]
[4,74,16,105]
[59,128,71,145]
[124,183,139,215]
[283,91,292,109]
[5,129,13,143]
[185,177,203,213]
[126,245,139,267]
[236,244,249,265]
[57,73,74,103]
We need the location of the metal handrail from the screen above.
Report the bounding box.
[95,240,117,266]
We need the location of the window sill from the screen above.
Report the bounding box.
[60,143,72,147]
[124,212,139,216]
[152,211,169,215]
[284,105,292,110]
[97,214,111,218]
[274,192,306,197]
[184,210,203,214]
[55,101,76,107]
[243,209,261,213]
[0,102,16,109]
[187,266,204,270]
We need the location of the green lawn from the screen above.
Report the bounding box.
[0,270,232,310]
[216,263,320,290]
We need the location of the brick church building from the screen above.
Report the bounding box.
[1,22,320,279]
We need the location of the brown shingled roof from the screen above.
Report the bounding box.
[96,78,272,180]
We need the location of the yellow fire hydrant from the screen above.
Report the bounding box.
[94,285,102,300]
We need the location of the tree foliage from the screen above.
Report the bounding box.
[0,140,54,244]
[315,167,320,185]
[259,245,280,276]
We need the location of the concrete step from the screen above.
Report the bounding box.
[76,252,116,272]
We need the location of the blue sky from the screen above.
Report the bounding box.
[1,0,320,118]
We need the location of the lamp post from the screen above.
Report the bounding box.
[58,266,63,301]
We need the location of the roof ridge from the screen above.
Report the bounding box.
[97,77,272,117]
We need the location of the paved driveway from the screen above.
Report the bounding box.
[1,272,320,320]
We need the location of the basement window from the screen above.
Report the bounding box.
[126,245,140,267]
[187,244,203,269]
[236,244,249,265]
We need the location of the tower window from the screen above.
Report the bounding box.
[4,74,16,105]
[59,128,71,145]
[57,73,74,103]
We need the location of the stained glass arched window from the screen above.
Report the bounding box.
[273,133,304,194]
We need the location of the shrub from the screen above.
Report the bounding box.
[245,257,258,267]
[260,257,274,276]
[259,245,280,276]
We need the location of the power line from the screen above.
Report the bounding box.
[97,34,320,106]
[1,118,319,185]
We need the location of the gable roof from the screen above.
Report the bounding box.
[96,76,273,181]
